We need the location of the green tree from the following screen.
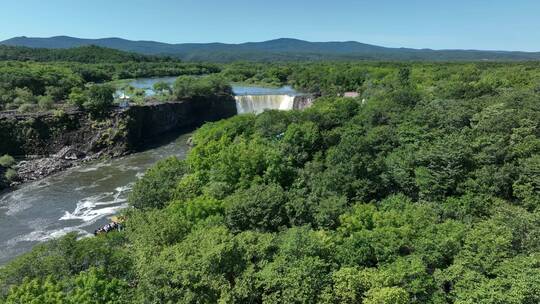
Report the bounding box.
[129,156,188,210]
[224,183,288,232]
[173,75,232,99]
[83,85,115,116]
[67,87,87,109]
[5,277,66,304]
[153,81,171,95]
[68,267,129,304]
[363,287,409,304]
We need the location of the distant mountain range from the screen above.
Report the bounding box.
[2,36,540,62]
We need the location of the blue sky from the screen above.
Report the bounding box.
[1,0,539,51]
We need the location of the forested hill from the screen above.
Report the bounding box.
[2,62,540,303]
[3,36,540,62]
[0,44,180,63]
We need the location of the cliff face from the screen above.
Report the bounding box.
[124,95,237,150]
[0,95,237,186]
[0,95,237,158]
[0,110,86,157]
[293,95,315,110]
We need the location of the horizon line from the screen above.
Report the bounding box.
[2,35,539,53]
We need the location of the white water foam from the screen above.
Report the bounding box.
[60,185,132,222]
[235,95,296,114]
[116,164,142,172]
[6,226,93,244]
[3,184,131,251]
[2,190,35,216]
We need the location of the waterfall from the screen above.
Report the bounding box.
[234,95,296,114]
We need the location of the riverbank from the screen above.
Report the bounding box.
[0,132,193,265]
[0,95,237,192]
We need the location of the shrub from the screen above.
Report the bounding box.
[38,95,54,111]
[0,155,15,167]
[67,87,87,109]
[153,81,171,94]
[129,157,188,210]
[224,183,289,232]
[17,103,35,113]
[83,85,115,116]
[52,109,66,118]
[13,88,36,105]
[4,169,18,182]
[173,75,232,99]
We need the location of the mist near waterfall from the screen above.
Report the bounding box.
[234,95,296,114]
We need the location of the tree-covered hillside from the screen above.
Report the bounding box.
[0,45,180,63]
[3,36,540,62]
[1,62,540,303]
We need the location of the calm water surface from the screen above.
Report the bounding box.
[121,76,298,96]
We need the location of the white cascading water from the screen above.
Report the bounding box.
[234,95,296,114]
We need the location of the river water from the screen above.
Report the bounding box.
[0,83,298,265]
[0,133,191,265]
[122,76,298,97]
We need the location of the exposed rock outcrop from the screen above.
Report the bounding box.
[0,95,237,188]
[293,95,315,110]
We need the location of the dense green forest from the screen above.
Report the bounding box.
[0,45,179,63]
[5,44,540,114]
[2,61,540,303]
[0,46,220,112]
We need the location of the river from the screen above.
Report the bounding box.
[0,83,298,265]
[122,76,298,97]
[0,133,191,265]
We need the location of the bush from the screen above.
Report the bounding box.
[17,103,35,113]
[67,87,87,109]
[83,85,115,116]
[13,88,36,105]
[37,95,54,111]
[364,287,410,304]
[153,81,171,95]
[173,75,232,99]
[4,169,17,182]
[129,157,188,210]
[224,183,289,232]
[52,109,66,118]
[0,155,15,167]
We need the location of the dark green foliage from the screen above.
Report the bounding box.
[0,154,17,190]
[0,47,221,111]
[0,155,15,167]
[173,75,232,99]
[83,84,115,117]
[0,45,180,63]
[4,61,540,303]
[224,183,289,232]
[5,37,540,62]
[0,232,132,299]
[129,156,188,209]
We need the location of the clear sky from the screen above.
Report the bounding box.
[1,0,539,51]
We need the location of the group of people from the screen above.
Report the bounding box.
[94,221,121,236]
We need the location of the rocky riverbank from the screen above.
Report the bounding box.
[13,148,102,185]
[0,95,237,191]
